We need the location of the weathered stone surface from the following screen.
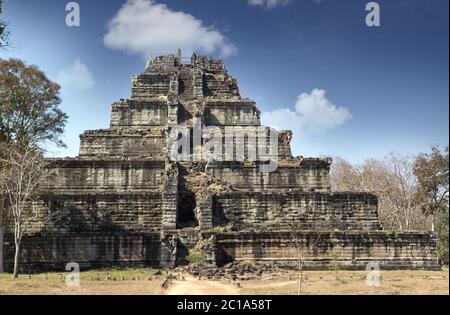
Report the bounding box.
[43,159,165,191]
[79,129,166,158]
[204,100,260,126]
[2,52,440,272]
[162,162,179,230]
[215,231,440,270]
[3,192,163,236]
[160,232,178,268]
[201,127,293,160]
[4,233,161,273]
[213,192,381,231]
[206,159,331,192]
[131,74,171,100]
[110,99,168,128]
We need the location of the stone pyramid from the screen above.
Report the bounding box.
[4,52,439,272]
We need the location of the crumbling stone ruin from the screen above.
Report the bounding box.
[4,51,439,272]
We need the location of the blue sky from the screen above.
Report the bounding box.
[1,0,448,163]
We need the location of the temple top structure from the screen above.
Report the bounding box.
[79,51,282,159]
[144,50,226,73]
[137,50,241,103]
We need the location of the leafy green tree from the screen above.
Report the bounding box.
[436,207,449,265]
[0,59,68,147]
[414,146,449,231]
[414,146,449,265]
[0,59,68,275]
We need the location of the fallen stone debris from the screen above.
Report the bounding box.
[175,261,280,282]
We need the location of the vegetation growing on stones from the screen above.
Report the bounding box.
[187,237,215,266]
[187,247,208,266]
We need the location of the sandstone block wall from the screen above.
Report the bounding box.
[215,231,440,270]
[110,100,168,128]
[145,54,181,75]
[2,193,163,235]
[202,127,293,160]
[206,159,331,192]
[131,74,171,100]
[44,160,165,191]
[79,130,166,158]
[44,193,162,233]
[4,230,440,272]
[203,73,239,98]
[4,233,161,273]
[213,192,381,231]
[204,100,260,126]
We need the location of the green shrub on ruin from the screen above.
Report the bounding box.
[187,248,208,266]
[437,209,449,266]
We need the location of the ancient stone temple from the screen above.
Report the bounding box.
[4,52,439,271]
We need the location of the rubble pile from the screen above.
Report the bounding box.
[176,261,279,281]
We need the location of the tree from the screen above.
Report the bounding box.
[0,188,4,273]
[0,0,9,49]
[413,146,449,232]
[414,146,449,265]
[0,145,56,278]
[0,59,68,146]
[436,207,449,265]
[331,148,449,266]
[331,154,429,231]
[0,59,67,274]
[290,227,321,295]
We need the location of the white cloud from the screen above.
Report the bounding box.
[55,59,95,91]
[248,0,291,8]
[103,0,237,59]
[295,89,352,132]
[261,88,352,134]
[248,0,325,8]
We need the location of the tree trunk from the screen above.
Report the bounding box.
[297,253,303,295]
[432,213,436,233]
[0,198,4,274]
[13,242,20,278]
[298,266,303,295]
[0,226,4,274]
[297,261,301,295]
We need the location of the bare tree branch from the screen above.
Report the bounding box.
[0,144,58,277]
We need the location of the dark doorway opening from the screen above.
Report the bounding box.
[177,192,198,228]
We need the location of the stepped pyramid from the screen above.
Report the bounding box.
[4,51,439,271]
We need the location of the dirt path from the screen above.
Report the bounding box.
[166,276,240,295]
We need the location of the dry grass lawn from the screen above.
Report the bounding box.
[0,269,166,295]
[241,269,449,295]
[0,268,448,295]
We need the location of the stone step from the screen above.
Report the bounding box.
[178,67,195,102]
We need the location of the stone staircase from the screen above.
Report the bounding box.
[178,67,197,123]
[179,67,194,101]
